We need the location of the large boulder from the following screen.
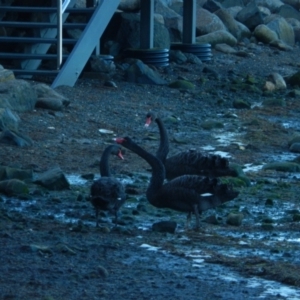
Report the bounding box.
[265,15,295,46]
[0,79,37,112]
[236,1,264,30]
[215,8,251,40]
[196,30,237,46]
[195,8,226,36]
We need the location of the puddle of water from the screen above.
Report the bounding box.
[213,132,244,147]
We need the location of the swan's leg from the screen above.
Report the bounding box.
[193,204,200,229]
[96,208,99,227]
[113,210,118,228]
[186,212,191,230]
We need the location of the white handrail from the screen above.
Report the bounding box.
[62,0,71,13]
[57,0,63,69]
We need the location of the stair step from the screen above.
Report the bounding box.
[0,21,87,29]
[0,6,95,13]
[0,53,68,60]
[0,37,78,44]
[11,69,59,76]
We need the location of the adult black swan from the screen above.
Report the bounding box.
[145,112,237,180]
[89,144,126,227]
[115,136,239,228]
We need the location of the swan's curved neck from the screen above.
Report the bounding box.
[122,140,165,204]
[155,117,169,164]
[100,145,114,177]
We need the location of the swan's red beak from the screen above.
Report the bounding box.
[114,137,124,144]
[145,117,152,127]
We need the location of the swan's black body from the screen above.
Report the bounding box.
[116,137,239,228]
[145,112,237,180]
[90,145,126,227]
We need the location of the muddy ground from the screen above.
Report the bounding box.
[1,43,300,299]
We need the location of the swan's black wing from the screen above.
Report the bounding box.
[165,150,236,180]
[152,175,238,213]
[90,177,126,212]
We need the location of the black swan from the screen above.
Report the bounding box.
[89,144,126,227]
[115,136,239,228]
[145,112,237,180]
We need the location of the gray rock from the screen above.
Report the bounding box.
[226,212,244,226]
[277,4,300,21]
[34,167,70,190]
[0,79,37,112]
[125,60,167,85]
[169,49,188,64]
[0,65,15,82]
[0,166,33,181]
[263,161,300,172]
[289,143,300,153]
[119,0,140,12]
[152,220,177,233]
[215,43,238,54]
[0,108,20,131]
[215,8,251,40]
[196,8,226,36]
[236,1,264,30]
[265,16,295,46]
[0,129,33,147]
[196,30,237,46]
[0,179,29,196]
[253,24,279,44]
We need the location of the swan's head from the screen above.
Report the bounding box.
[145,112,155,127]
[115,137,131,145]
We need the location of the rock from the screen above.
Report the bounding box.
[289,143,300,153]
[0,65,15,82]
[268,72,287,89]
[253,0,285,12]
[0,79,37,112]
[286,70,300,86]
[233,98,251,109]
[269,39,293,50]
[288,135,300,146]
[0,129,33,147]
[155,2,183,42]
[34,166,70,190]
[0,166,33,181]
[236,1,264,31]
[215,8,251,40]
[119,0,140,12]
[195,8,226,36]
[253,24,279,44]
[263,81,276,91]
[263,161,300,172]
[262,97,285,107]
[34,83,70,110]
[226,212,244,226]
[0,179,29,196]
[152,220,177,233]
[200,119,224,130]
[125,60,167,85]
[168,80,195,90]
[215,43,238,54]
[277,4,300,21]
[90,55,116,74]
[265,16,295,46]
[169,50,188,64]
[116,13,170,52]
[0,108,20,131]
[196,30,237,47]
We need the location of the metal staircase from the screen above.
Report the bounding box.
[0,0,120,88]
